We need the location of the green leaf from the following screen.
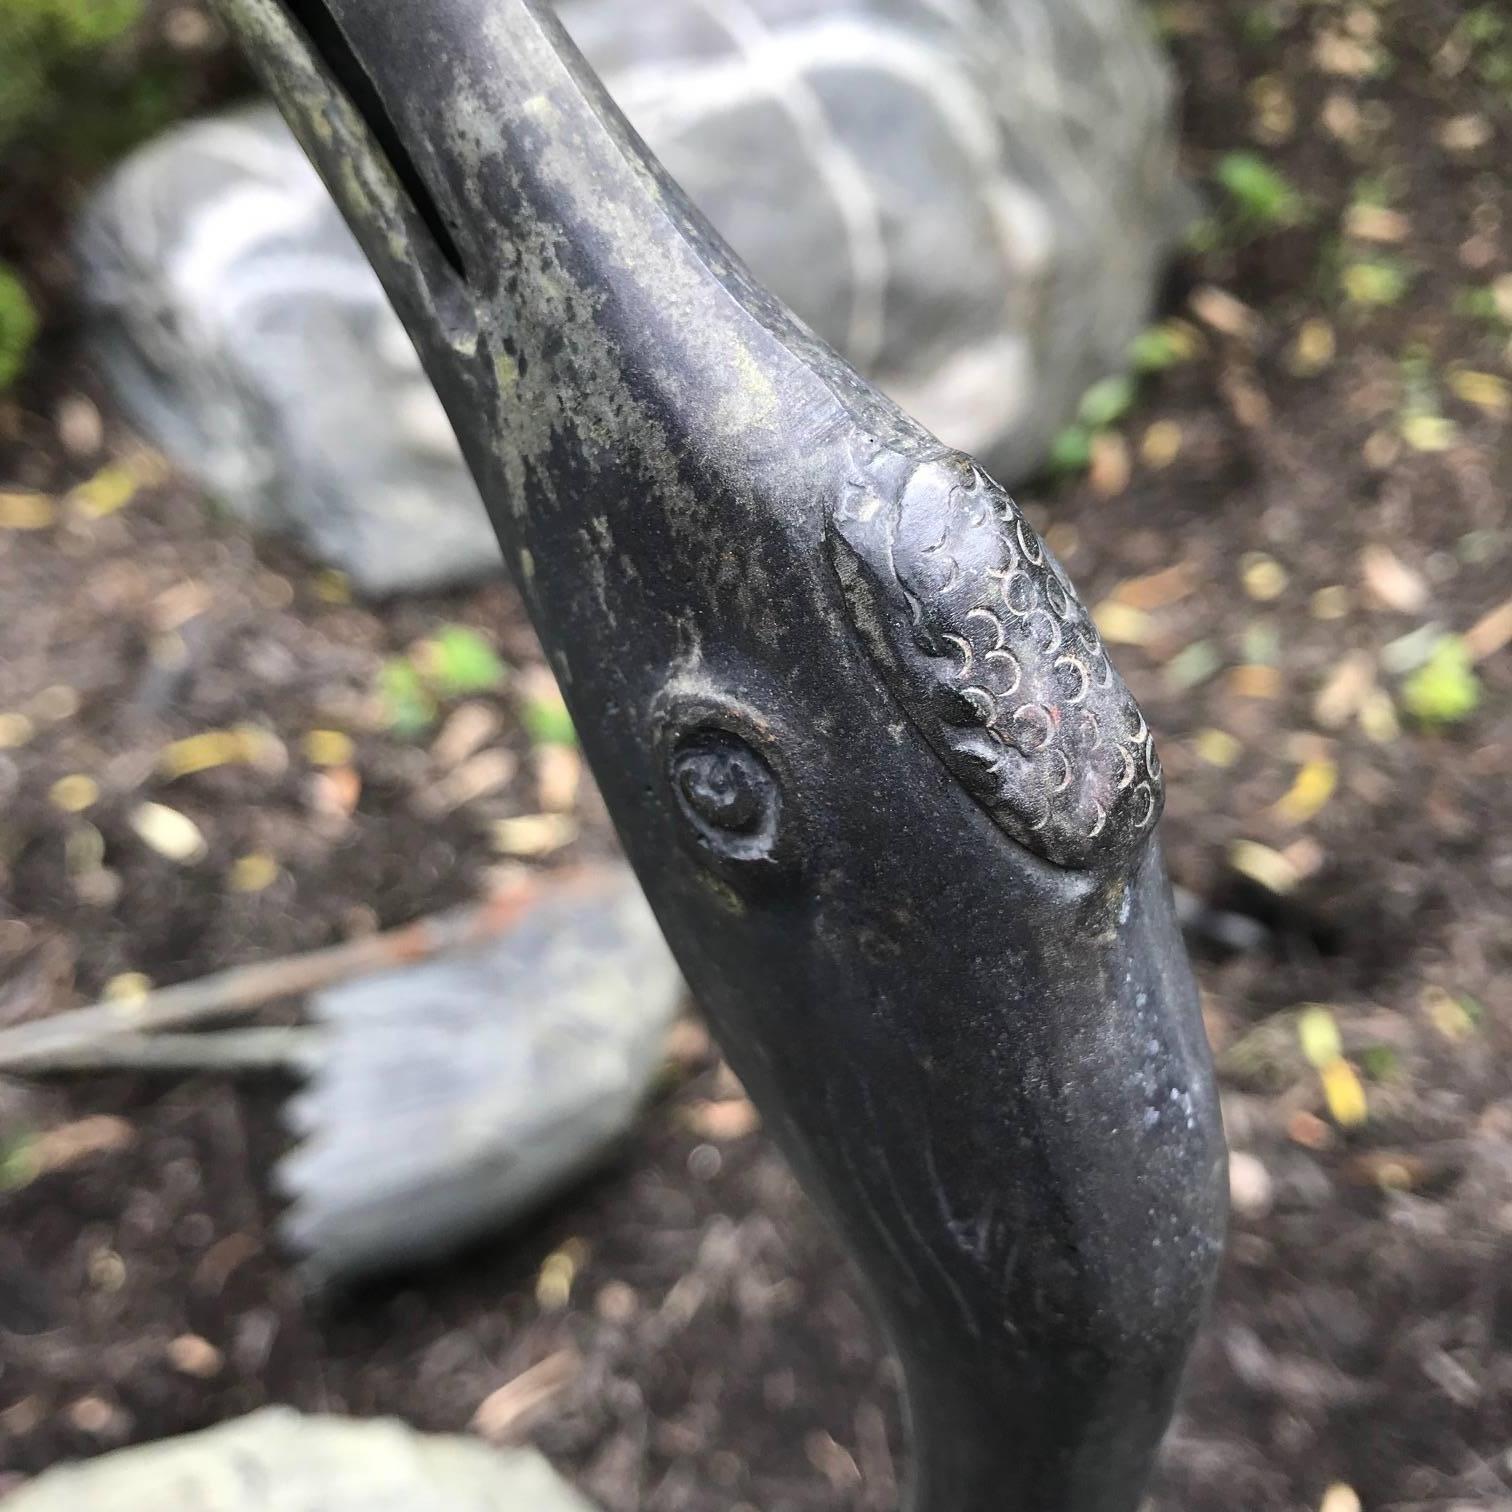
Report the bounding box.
[1077,375,1137,431]
[1129,323,1196,373]
[1049,424,1093,473]
[379,657,437,736]
[1342,258,1413,308]
[418,625,506,696]
[521,688,577,747]
[1401,636,1481,726]
[0,264,38,392]
[1216,151,1303,227]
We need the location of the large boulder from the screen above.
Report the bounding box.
[79,0,1183,593]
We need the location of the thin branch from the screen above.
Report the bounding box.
[10,1027,325,1076]
[0,870,597,1076]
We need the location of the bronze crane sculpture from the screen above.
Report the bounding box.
[208,2,1229,1507]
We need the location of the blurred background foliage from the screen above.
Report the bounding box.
[0,0,239,392]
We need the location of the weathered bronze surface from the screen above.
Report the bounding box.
[209,2,1228,1506]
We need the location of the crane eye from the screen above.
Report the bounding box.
[659,694,796,887]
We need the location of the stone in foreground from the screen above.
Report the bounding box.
[2,1408,598,1511]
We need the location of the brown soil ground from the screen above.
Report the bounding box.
[2,2,1511,1509]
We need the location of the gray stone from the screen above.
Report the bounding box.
[78,0,1183,592]
[276,865,683,1287]
[2,1408,599,1511]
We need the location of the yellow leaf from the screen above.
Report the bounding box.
[1140,420,1183,469]
[102,972,152,1003]
[0,490,56,529]
[49,774,100,813]
[68,463,139,519]
[492,813,578,857]
[1298,1006,1344,1068]
[229,852,279,893]
[303,729,355,767]
[1422,986,1476,1042]
[1195,728,1241,768]
[1272,758,1338,824]
[0,712,35,748]
[1288,319,1336,376]
[1400,414,1457,453]
[1228,840,1300,895]
[1449,369,1511,417]
[1092,600,1155,646]
[1241,552,1288,602]
[1226,665,1282,699]
[312,569,351,604]
[1320,1057,1368,1127]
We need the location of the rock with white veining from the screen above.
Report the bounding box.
[2,1408,599,1511]
[78,0,1183,592]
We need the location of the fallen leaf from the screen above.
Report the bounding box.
[1357,687,1401,744]
[1298,1005,1344,1068]
[1164,641,1222,692]
[430,702,503,769]
[1190,285,1260,341]
[1344,1151,1430,1191]
[425,748,519,814]
[229,852,279,893]
[67,463,139,519]
[166,1335,223,1379]
[49,774,99,813]
[1464,598,1512,661]
[1272,759,1338,824]
[1226,665,1282,699]
[1241,552,1288,602]
[1140,420,1183,469]
[535,744,582,813]
[1439,114,1492,152]
[535,1240,588,1312]
[0,713,33,748]
[31,1115,135,1175]
[471,1350,580,1443]
[1088,431,1131,497]
[684,1098,762,1141]
[1111,562,1195,612]
[1314,30,1377,77]
[1345,204,1410,243]
[1400,413,1457,452]
[130,802,209,863]
[311,766,363,818]
[1195,728,1241,768]
[1287,1109,1335,1150]
[1422,985,1477,1041]
[1314,652,1376,729]
[1311,585,1351,620]
[1228,840,1300,895]
[1092,600,1155,646]
[1319,1484,1362,1512]
[0,490,56,529]
[302,729,355,767]
[1449,369,1511,417]
[159,728,266,779]
[1320,1058,1368,1127]
[1402,636,1481,725]
[1288,318,1336,376]
[492,813,578,856]
[1360,544,1427,613]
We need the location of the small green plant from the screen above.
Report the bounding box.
[1048,374,1138,476]
[1215,151,1305,229]
[1401,635,1481,726]
[521,687,576,747]
[0,0,145,148]
[1341,256,1413,309]
[0,264,39,392]
[379,625,508,734]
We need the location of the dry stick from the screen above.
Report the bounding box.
[0,869,600,1076]
[14,1027,325,1076]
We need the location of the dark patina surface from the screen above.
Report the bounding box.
[207,2,1228,1507]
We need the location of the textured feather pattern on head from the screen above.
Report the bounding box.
[828,440,1162,870]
